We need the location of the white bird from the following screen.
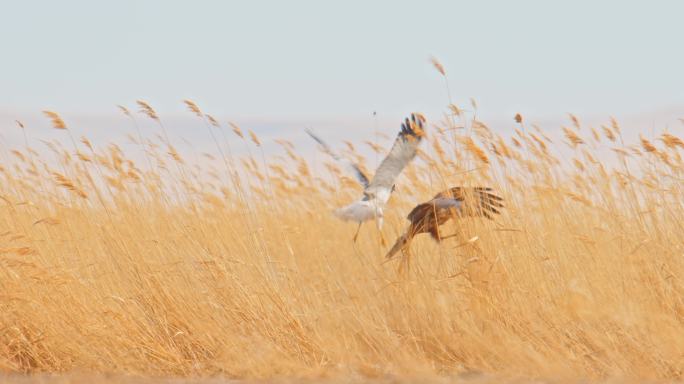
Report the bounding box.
[308,113,426,244]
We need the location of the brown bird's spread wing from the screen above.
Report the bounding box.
[406,187,503,222]
[433,187,504,219]
[365,113,426,201]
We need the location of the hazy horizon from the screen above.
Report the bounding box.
[2,0,683,124]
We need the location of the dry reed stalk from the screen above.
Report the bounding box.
[52,172,87,199]
[42,111,67,130]
[364,141,384,154]
[610,116,621,134]
[640,135,657,153]
[529,133,547,153]
[563,126,585,147]
[183,99,203,117]
[430,56,446,76]
[136,100,159,121]
[514,113,523,124]
[569,113,581,129]
[248,130,261,147]
[661,133,684,149]
[206,114,220,127]
[117,105,131,117]
[459,136,489,164]
[229,122,244,139]
[602,125,617,142]
[590,127,601,143]
[449,104,462,117]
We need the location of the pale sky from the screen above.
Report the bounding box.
[0,0,683,145]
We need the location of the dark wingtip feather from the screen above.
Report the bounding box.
[481,210,494,220]
[484,205,501,215]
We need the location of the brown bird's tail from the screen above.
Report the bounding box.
[384,232,410,261]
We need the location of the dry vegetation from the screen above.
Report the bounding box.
[1,94,684,382]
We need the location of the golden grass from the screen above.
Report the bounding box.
[0,102,683,382]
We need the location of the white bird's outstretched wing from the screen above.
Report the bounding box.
[365,113,426,201]
[305,128,370,188]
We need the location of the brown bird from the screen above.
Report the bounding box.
[385,187,504,266]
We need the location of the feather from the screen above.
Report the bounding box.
[305,128,370,188]
[432,197,463,210]
[333,200,379,222]
[365,113,426,201]
[432,187,504,218]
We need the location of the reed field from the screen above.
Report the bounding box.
[1,93,683,382]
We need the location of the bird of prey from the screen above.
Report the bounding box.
[307,113,426,244]
[385,187,503,267]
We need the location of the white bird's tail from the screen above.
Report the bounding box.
[333,200,379,223]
